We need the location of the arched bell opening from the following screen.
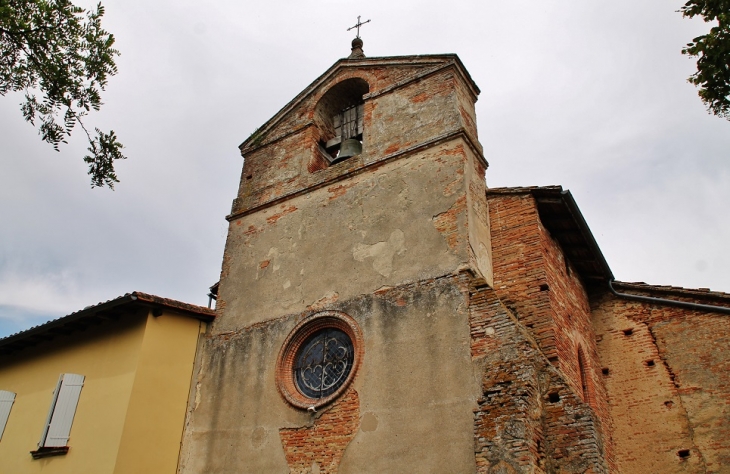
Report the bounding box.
[313,77,369,165]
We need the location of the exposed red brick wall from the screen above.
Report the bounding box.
[470,281,545,473]
[279,388,360,473]
[540,377,608,474]
[487,194,553,353]
[487,193,615,471]
[433,195,467,251]
[469,277,609,473]
[592,287,730,473]
[538,205,615,470]
[653,310,730,472]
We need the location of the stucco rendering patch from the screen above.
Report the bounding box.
[352,229,406,277]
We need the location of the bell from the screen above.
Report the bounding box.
[338,138,362,160]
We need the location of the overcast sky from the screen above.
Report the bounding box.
[1,0,728,338]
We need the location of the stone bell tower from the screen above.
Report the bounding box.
[178,37,611,474]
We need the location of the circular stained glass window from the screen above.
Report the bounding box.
[294,328,354,399]
[276,311,363,410]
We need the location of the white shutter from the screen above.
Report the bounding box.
[38,374,63,448]
[0,390,15,441]
[41,374,85,448]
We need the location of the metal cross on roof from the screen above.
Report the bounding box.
[347,15,371,38]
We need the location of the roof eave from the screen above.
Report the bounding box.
[487,186,614,285]
[0,292,215,355]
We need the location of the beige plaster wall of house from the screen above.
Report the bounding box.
[0,310,204,474]
[0,314,146,474]
[112,311,204,474]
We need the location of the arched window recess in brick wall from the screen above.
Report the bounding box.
[577,345,591,404]
[313,78,369,165]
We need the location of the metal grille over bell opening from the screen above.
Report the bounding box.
[324,103,364,164]
[313,77,369,166]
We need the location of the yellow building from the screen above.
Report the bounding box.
[0,292,214,474]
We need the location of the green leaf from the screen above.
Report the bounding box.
[680,0,730,120]
[1,0,126,188]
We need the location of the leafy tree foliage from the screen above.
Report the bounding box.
[681,0,730,120]
[0,0,125,188]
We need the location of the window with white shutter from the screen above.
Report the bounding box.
[0,390,15,441]
[38,374,85,449]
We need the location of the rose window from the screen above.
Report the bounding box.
[294,328,354,399]
[276,311,363,409]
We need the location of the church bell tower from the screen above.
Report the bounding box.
[178,35,611,474]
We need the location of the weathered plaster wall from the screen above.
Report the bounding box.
[592,289,730,473]
[366,68,466,161]
[465,145,492,284]
[179,277,480,474]
[242,60,460,154]
[217,140,474,331]
[218,56,491,331]
[182,56,505,473]
[454,74,479,143]
[232,60,480,218]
